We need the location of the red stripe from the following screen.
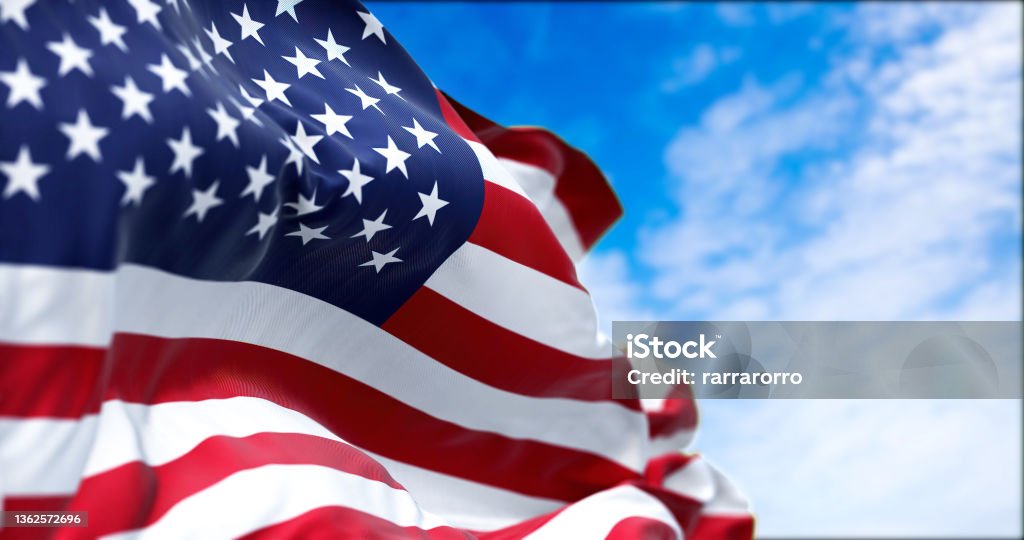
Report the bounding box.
[0,496,73,540]
[634,485,705,538]
[384,287,639,409]
[2,336,638,502]
[104,334,640,501]
[549,142,623,251]
[441,94,622,251]
[59,432,405,538]
[646,385,699,439]
[605,516,679,540]
[0,342,107,417]
[688,515,756,540]
[1,496,72,512]
[240,505,473,540]
[475,496,685,540]
[438,92,503,139]
[637,453,710,535]
[468,181,583,290]
[472,512,557,540]
[435,89,480,143]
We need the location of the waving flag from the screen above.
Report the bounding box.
[0,0,753,538]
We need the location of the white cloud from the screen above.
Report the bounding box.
[634,2,1022,321]
[715,3,815,27]
[577,251,655,333]
[661,44,742,92]
[851,2,982,45]
[715,4,756,27]
[697,399,1022,537]
[581,3,1023,536]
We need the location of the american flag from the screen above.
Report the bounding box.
[0,0,754,538]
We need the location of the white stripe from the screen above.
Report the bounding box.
[649,428,697,457]
[0,263,112,347]
[1,408,696,535]
[104,464,449,539]
[0,263,646,471]
[425,242,608,360]
[467,140,531,199]
[0,416,95,496]
[661,456,717,504]
[664,457,751,516]
[524,485,682,540]
[81,398,340,476]
[370,452,561,531]
[0,400,561,530]
[497,158,586,261]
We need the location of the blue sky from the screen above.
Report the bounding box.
[373,2,1021,324]
[369,2,1022,536]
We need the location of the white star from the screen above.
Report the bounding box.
[204,21,234,63]
[311,103,352,138]
[252,70,290,106]
[315,29,350,66]
[183,180,224,222]
[0,59,45,109]
[246,210,278,240]
[373,136,410,178]
[414,181,449,226]
[284,189,323,216]
[240,155,275,201]
[275,0,303,22]
[148,54,190,95]
[111,76,154,123]
[238,83,263,108]
[88,8,128,52]
[0,0,35,30]
[234,85,264,125]
[167,126,203,177]
[351,210,391,242]
[357,11,385,43]
[175,42,202,71]
[402,118,440,153]
[207,102,240,147]
[191,36,214,70]
[47,34,93,77]
[231,4,264,46]
[127,0,162,29]
[282,46,323,80]
[290,122,323,164]
[360,248,402,273]
[339,158,374,204]
[345,84,382,114]
[59,109,108,162]
[117,157,155,206]
[369,71,402,99]
[287,222,329,245]
[166,0,186,14]
[0,145,48,200]
[279,135,303,174]
[229,97,261,126]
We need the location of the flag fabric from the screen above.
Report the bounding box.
[0,0,754,538]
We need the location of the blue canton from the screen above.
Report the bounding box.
[0,0,485,324]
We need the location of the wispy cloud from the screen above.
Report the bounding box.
[582,3,1022,536]
[698,399,1022,537]
[612,2,1022,321]
[661,44,742,92]
[715,3,756,27]
[715,3,816,27]
[578,251,656,330]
